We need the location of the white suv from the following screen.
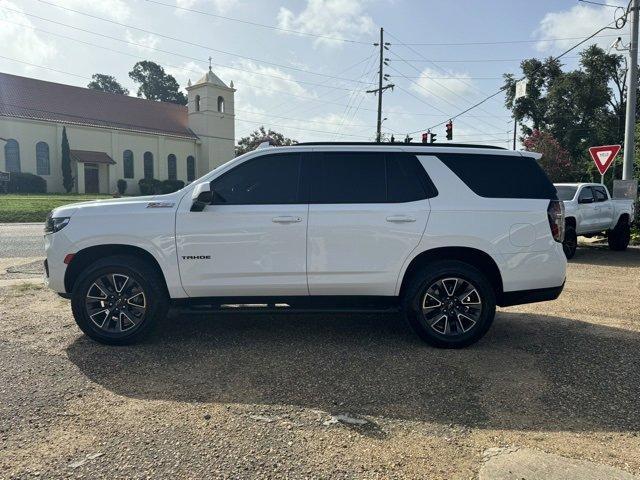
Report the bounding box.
[44,143,567,348]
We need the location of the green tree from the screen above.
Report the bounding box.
[128,61,187,105]
[61,126,74,193]
[235,126,297,156]
[87,74,129,95]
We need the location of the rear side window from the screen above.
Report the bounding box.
[310,152,387,203]
[387,153,432,202]
[593,186,608,202]
[436,153,557,199]
[211,153,302,204]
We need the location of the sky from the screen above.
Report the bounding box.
[0,0,633,147]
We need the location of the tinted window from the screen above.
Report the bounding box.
[437,153,557,199]
[555,186,577,201]
[593,186,608,202]
[167,154,177,181]
[310,152,386,203]
[578,187,594,202]
[143,152,154,179]
[212,153,301,205]
[386,154,428,202]
[123,150,134,178]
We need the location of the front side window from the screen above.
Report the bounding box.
[167,154,177,180]
[211,153,301,205]
[310,152,386,203]
[578,187,594,203]
[36,141,50,175]
[123,150,134,178]
[143,151,154,179]
[4,139,20,173]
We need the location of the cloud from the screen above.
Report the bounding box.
[277,0,375,47]
[0,0,57,68]
[535,2,626,52]
[50,0,131,21]
[124,30,160,52]
[409,68,474,103]
[175,0,239,13]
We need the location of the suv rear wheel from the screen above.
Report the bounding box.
[70,255,168,345]
[562,226,577,259]
[608,218,630,251]
[402,260,496,348]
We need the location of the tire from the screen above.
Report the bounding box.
[562,226,577,259]
[402,260,496,349]
[608,219,630,251]
[70,255,168,345]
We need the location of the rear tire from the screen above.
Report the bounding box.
[608,219,630,251]
[402,260,496,348]
[562,226,577,259]
[70,255,168,345]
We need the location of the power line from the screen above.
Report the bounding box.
[141,0,372,45]
[387,56,580,63]
[397,33,628,46]
[14,3,371,85]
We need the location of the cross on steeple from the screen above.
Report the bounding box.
[208,56,212,72]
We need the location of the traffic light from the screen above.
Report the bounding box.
[446,120,453,141]
[421,132,429,144]
[430,132,437,143]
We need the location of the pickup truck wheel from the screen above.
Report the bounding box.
[608,220,630,251]
[562,226,577,259]
[70,255,168,345]
[402,260,496,348]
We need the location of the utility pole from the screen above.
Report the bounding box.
[623,0,639,180]
[367,27,394,142]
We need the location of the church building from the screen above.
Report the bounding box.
[0,67,235,194]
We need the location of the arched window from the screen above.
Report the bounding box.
[195,95,201,112]
[217,95,225,113]
[187,155,196,182]
[167,154,177,180]
[4,139,20,173]
[36,141,50,175]
[123,150,134,178]
[143,151,154,179]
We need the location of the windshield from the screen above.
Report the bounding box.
[555,186,578,201]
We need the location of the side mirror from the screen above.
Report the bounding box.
[190,182,212,212]
[578,197,594,204]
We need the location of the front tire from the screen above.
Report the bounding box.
[402,260,496,348]
[563,226,577,259]
[608,219,630,251]
[70,255,168,345]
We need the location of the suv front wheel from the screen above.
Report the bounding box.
[70,255,168,345]
[402,260,496,348]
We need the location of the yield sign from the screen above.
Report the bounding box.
[588,145,621,175]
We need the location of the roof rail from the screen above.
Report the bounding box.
[291,141,506,150]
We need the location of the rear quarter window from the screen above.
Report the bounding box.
[436,153,557,200]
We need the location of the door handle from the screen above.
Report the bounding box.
[386,215,416,223]
[272,216,302,224]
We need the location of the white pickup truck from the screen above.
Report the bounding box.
[555,183,635,259]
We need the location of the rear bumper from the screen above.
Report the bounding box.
[498,281,565,307]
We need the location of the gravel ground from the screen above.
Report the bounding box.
[1,246,639,479]
[0,224,44,258]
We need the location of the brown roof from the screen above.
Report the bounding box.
[70,150,116,165]
[0,72,197,139]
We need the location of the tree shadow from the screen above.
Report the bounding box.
[571,243,640,267]
[66,309,640,432]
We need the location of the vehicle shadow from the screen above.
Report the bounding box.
[571,243,640,267]
[66,310,640,432]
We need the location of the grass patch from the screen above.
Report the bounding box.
[0,194,111,223]
[11,282,45,292]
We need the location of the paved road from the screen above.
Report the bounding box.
[0,223,44,258]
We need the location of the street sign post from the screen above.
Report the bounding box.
[588,145,621,183]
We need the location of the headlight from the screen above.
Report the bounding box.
[44,214,70,234]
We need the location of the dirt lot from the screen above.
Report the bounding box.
[1,246,639,479]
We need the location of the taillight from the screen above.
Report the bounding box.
[547,200,565,243]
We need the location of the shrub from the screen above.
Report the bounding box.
[117,179,127,195]
[8,172,47,193]
[138,178,162,195]
[161,179,185,194]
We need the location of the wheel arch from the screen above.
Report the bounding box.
[398,246,504,301]
[617,213,630,226]
[565,216,576,229]
[64,244,168,295]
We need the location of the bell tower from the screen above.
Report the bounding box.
[186,62,235,176]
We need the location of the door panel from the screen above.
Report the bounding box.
[577,186,597,233]
[307,201,429,295]
[593,186,614,229]
[176,204,308,297]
